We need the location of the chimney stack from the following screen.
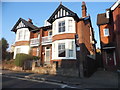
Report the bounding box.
[82,1,87,17]
[28,18,33,24]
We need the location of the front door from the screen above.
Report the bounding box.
[105,50,116,70]
[45,47,51,64]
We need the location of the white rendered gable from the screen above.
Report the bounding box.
[16,21,26,29]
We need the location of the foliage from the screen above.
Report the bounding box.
[14,53,33,67]
[32,56,40,60]
[6,52,14,60]
[0,38,9,60]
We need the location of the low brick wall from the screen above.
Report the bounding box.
[32,62,56,75]
[57,68,78,77]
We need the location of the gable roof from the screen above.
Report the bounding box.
[11,18,38,32]
[97,13,109,25]
[110,0,120,11]
[47,4,79,23]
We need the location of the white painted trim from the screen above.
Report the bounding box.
[111,0,120,11]
[42,43,52,45]
[113,51,117,66]
[106,10,110,18]
[103,47,115,49]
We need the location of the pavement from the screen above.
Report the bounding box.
[2,68,119,89]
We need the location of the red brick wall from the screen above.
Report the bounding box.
[52,33,75,42]
[77,20,93,54]
[99,24,109,44]
[42,30,48,37]
[31,48,37,56]
[30,32,39,39]
[15,41,29,46]
[112,5,120,67]
[51,59,77,68]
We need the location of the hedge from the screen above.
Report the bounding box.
[14,53,40,67]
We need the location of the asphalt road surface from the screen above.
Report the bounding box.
[2,76,65,88]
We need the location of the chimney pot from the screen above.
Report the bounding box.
[82,1,87,17]
[28,18,33,24]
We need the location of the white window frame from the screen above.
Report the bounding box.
[16,28,30,41]
[68,41,74,57]
[48,30,52,36]
[58,20,65,33]
[68,19,73,32]
[103,28,109,37]
[58,43,66,57]
[52,17,76,36]
[52,39,76,60]
[18,30,23,40]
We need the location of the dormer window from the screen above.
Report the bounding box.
[58,21,65,33]
[103,28,109,37]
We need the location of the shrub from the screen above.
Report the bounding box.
[6,52,14,60]
[14,53,33,67]
[33,56,40,60]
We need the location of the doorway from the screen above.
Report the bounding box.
[45,47,51,64]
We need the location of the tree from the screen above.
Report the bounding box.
[0,38,9,60]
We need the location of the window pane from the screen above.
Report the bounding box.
[58,43,65,57]
[49,31,52,36]
[69,50,73,57]
[18,31,22,40]
[58,21,65,33]
[104,28,109,36]
[62,26,65,32]
[59,50,65,57]
[62,21,65,26]
[59,23,61,26]
[68,41,74,57]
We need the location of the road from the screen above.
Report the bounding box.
[2,70,79,89]
[2,76,62,88]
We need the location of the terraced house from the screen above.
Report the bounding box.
[11,2,96,76]
[97,0,120,71]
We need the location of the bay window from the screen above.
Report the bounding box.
[52,40,76,59]
[16,28,30,41]
[24,30,29,40]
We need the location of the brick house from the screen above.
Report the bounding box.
[97,0,120,70]
[11,2,96,76]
